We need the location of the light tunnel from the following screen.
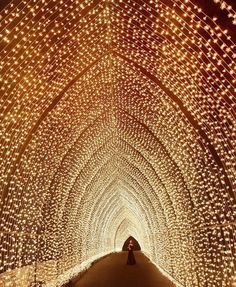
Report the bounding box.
[0,0,235,286]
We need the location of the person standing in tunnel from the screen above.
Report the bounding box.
[127,239,136,265]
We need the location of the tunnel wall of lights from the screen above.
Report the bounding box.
[0,0,235,286]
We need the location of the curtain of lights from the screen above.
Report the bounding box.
[0,0,235,286]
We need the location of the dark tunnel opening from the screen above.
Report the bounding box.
[122,236,141,251]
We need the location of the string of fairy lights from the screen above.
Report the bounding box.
[213,0,236,25]
[0,0,235,286]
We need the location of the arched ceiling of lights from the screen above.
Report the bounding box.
[0,0,236,286]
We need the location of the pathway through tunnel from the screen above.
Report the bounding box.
[65,252,175,287]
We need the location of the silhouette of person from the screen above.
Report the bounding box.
[127,239,136,265]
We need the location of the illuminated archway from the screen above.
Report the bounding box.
[0,1,235,287]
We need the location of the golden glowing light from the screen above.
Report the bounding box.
[0,0,235,287]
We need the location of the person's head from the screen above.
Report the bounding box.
[129,240,133,244]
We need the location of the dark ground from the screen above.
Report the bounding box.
[67,251,175,287]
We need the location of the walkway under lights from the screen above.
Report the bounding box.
[66,252,175,287]
[0,0,235,287]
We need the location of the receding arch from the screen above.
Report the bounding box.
[122,236,141,251]
[0,1,235,287]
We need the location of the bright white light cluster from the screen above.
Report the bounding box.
[0,0,235,287]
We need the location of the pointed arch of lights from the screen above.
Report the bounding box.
[0,0,235,286]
